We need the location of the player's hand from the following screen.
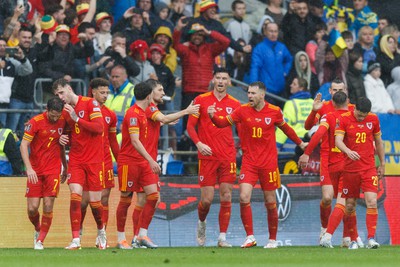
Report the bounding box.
[61,170,68,183]
[64,104,79,122]
[207,102,216,119]
[59,134,69,146]
[26,168,38,184]
[377,165,385,180]
[185,101,200,115]
[299,141,308,151]
[312,93,324,111]
[196,142,212,156]
[150,160,161,174]
[346,150,360,161]
[298,154,309,169]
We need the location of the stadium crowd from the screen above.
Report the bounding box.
[0,0,394,251]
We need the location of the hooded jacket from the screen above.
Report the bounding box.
[386,66,400,109]
[364,73,395,113]
[154,26,177,73]
[346,64,366,104]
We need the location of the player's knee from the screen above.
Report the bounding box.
[321,196,332,205]
[27,206,38,216]
[201,199,212,209]
[365,198,377,208]
[239,193,251,203]
[220,191,232,202]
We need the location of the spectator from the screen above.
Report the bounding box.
[173,18,229,131]
[6,26,39,133]
[224,0,252,45]
[182,0,251,54]
[0,37,33,127]
[342,30,355,51]
[2,5,25,45]
[265,0,287,27]
[276,77,313,150]
[281,0,322,56]
[364,61,399,114]
[286,51,320,98]
[112,7,153,47]
[69,0,97,45]
[0,125,23,175]
[346,51,366,103]
[350,0,378,37]
[111,0,136,23]
[249,22,292,103]
[374,15,392,47]
[129,39,157,84]
[153,26,177,73]
[154,1,174,33]
[250,15,274,48]
[100,32,140,78]
[305,23,327,74]
[169,0,192,26]
[376,35,400,87]
[381,24,400,46]
[45,5,66,24]
[229,38,251,82]
[93,12,113,56]
[387,66,400,110]
[353,26,378,75]
[105,65,136,128]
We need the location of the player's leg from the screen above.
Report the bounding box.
[320,193,345,248]
[320,185,334,239]
[344,197,360,249]
[27,197,41,247]
[101,188,111,229]
[80,190,90,240]
[263,190,278,249]
[35,196,55,249]
[364,191,379,249]
[65,183,83,250]
[116,191,133,249]
[217,182,233,247]
[196,186,214,246]
[89,189,106,249]
[137,183,159,248]
[102,166,115,230]
[132,191,146,248]
[239,183,256,248]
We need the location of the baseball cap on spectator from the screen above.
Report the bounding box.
[76,3,89,16]
[149,43,165,56]
[56,24,70,35]
[41,15,58,34]
[130,40,149,61]
[367,61,381,73]
[188,23,206,34]
[199,0,218,13]
[95,12,113,26]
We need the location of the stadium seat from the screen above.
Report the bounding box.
[166,160,184,175]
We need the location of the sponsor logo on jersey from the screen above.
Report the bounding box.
[366,122,372,129]
[78,111,85,118]
[265,117,271,125]
[226,107,233,114]
[25,124,32,131]
[58,128,63,135]
[130,118,137,126]
[105,116,111,124]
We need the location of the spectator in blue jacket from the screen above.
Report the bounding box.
[249,22,292,104]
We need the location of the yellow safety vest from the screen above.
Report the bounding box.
[105,82,135,120]
[0,128,13,175]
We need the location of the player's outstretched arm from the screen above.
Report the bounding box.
[156,101,200,124]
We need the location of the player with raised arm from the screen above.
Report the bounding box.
[335,97,385,249]
[303,79,363,247]
[80,78,119,242]
[187,68,241,247]
[208,81,307,248]
[53,78,106,250]
[21,97,67,250]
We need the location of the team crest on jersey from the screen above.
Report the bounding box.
[150,106,157,112]
[226,107,233,114]
[199,176,204,182]
[25,124,32,131]
[265,118,271,125]
[58,128,63,135]
[343,188,348,194]
[78,111,84,118]
[128,181,133,187]
[366,122,372,129]
[130,118,137,126]
[92,100,99,106]
[240,174,245,180]
[320,176,324,182]
[26,188,29,193]
[105,116,111,124]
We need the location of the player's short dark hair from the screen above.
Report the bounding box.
[231,0,245,11]
[52,78,70,93]
[213,67,229,76]
[332,91,347,106]
[145,79,162,90]
[297,77,308,91]
[90,78,109,89]
[356,97,372,113]
[45,5,63,15]
[78,22,95,33]
[47,97,64,112]
[341,30,353,40]
[331,77,345,87]
[134,82,153,100]
[249,81,266,91]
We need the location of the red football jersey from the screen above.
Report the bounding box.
[335,111,381,172]
[118,104,148,165]
[145,103,161,160]
[101,105,118,168]
[23,112,66,175]
[190,92,240,161]
[228,102,285,168]
[64,96,104,164]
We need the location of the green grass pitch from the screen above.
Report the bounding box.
[1,246,399,267]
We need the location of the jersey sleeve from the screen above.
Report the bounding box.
[22,119,38,142]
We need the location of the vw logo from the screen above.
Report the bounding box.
[276,185,291,222]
